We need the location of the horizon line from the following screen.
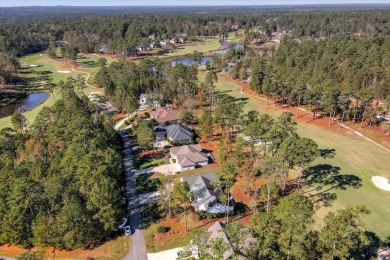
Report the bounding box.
[3,3,390,7]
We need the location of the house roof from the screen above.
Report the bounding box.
[166,124,194,142]
[171,143,202,155]
[181,173,218,207]
[150,108,178,124]
[207,222,232,259]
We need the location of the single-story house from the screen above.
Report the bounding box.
[181,173,234,213]
[171,144,208,171]
[154,124,193,143]
[166,124,194,144]
[150,108,178,125]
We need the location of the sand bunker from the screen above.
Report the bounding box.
[371,176,390,191]
[57,70,71,73]
[29,64,38,67]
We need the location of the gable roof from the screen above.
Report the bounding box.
[182,173,217,207]
[207,222,232,259]
[166,124,194,142]
[150,108,178,124]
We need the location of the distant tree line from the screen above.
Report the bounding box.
[2,10,390,57]
[248,35,390,128]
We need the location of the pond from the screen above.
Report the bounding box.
[220,41,244,49]
[211,42,244,54]
[168,56,215,66]
[0,93,48,118]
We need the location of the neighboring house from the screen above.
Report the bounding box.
[154,124,193,143]
[207,222,232,259]
[206,221,255,260]
[96,101,118,115]
[150,108,178,125]
[160,40,171,47]
[136,45,150,52]
[140,94,163,109]
[154,126,167,141]
[181,173,234,213]
[166,124,194,144]
[171,144,208,171]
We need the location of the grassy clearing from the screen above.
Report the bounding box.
[214,75,390,238]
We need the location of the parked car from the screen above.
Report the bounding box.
[118,218,128,229]
[125,226,132,235]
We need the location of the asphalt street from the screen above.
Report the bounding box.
[119,130,148,260]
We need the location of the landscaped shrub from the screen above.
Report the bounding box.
[157,225,170,234]
[194,211,207,220]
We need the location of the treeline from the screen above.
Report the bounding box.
[3,10,390,57]
[0,82,124,249]
[0,52,19,85]
[95,59,198,112]
[249,35,390,126]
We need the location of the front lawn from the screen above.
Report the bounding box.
[133,149,169,169]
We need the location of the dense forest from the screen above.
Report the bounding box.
[0,80,124,249]
[95,58,199,114]
[248,35,390,127]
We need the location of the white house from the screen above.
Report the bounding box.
[139,94,163,110]
[170,144,208,171]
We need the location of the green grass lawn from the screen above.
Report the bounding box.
[214,76,390,239]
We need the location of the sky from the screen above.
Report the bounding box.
[1,0,390,7]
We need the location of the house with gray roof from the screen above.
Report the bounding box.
[181,173,234,213]
[171,144,208,171]
[153,124,194,144]
[166,124,194,144]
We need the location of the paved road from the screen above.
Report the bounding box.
[118,130,148,260]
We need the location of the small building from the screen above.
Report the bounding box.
[150,108,178,125]
[160,40,171,47]
[140,94,163,110]
[171,144,208,171]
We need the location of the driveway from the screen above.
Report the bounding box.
[118,130,148,260]
[135,164,179,176]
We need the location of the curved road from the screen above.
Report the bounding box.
[118,130,148,260]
